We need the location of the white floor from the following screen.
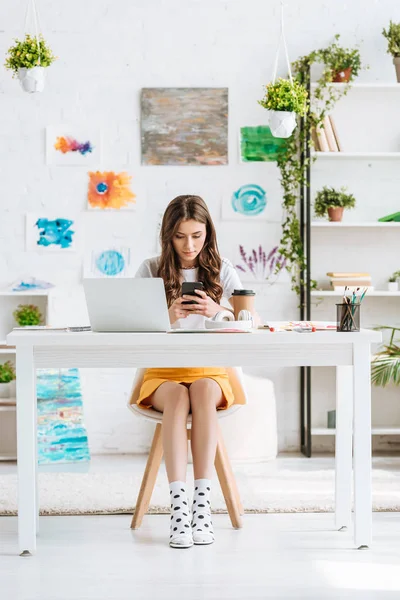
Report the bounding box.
[1,455,400,600]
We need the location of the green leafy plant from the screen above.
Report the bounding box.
[382,21,400,57]
[4,33,56,77]
[0,361,16,384]
[317,34,362,80]
[314,186,356,218]
[13,304,43,326]
[372,326,400,387]
[388,270,400,283]
[258,78,308,115]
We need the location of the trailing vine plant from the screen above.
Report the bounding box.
[267,35,363,294]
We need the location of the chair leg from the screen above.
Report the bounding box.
[217,428,244,516]
[130,423,164,530]
[214,425,242,529]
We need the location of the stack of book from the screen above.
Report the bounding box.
[311,116,342,152]
[326,272,373,291]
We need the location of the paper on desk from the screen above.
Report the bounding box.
[264,321,337,331]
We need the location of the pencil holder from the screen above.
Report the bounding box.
[336,303,361,332]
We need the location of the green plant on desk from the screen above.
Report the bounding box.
[13,303,43,326]
[0,360,16,383]
[372,326,400,387]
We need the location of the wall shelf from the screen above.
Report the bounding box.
[311,290,400,297]
[312,152,400,159]
[311,221,400,228]
[311,82,400,90]
[312,427,400,436]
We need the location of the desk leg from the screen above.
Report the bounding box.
[16,346,37,556]
[335,366,353,531]
[353,343,372,549]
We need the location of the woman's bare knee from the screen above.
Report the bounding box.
[150,382,190,414]
[189,378,223,409]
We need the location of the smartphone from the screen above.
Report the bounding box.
[181,281,204,305]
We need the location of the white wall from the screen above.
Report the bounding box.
[1,0,399,454]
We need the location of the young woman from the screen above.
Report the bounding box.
[135,195,245,549]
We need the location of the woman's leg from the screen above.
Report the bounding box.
[151,382,192,548]
[150,382,190,483]
[189,378,224,479]
[188,378,224,545]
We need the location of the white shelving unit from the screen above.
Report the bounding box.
[312,152,400,159]
[312,427,400,436]
[0,288,53,461]
[311,222,400,227]
[311,290,400,297]
[308,82,400,449]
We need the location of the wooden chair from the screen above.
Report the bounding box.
[127,367,247,530]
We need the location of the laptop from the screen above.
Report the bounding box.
[83,278,171,332]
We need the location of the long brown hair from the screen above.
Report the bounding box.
[158,195,223,306]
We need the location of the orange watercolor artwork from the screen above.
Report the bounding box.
[87,171,136,210]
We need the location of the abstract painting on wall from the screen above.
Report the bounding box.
[84,247,131,278]
[37,368,90,465]
[87,171,136,210]
[222,184,268,221]
[141,88,228,166]
[235,244,287,284]
[239,126,287,162]
[26,214,78,252]
[46,125,101,166]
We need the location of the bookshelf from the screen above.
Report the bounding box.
[300,78,400,457]
[311,291,400,297]
[0,288,53,461]
[311,222,400,227]
[313,152,400,159]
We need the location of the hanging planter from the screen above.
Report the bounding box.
[259,79,308,138]
[258,2,308,138]
[4,0,56,93]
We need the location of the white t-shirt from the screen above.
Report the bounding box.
[135,256,243,330]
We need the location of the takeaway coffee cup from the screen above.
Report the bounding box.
[231,289,255,320]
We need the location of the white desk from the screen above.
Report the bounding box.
[7,328,381,555]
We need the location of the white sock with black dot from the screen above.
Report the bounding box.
[191,478,214,544]
[168,480,193,549]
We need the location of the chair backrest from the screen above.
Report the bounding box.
[128,366,248,409]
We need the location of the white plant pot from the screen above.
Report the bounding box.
[269,110,297,138]
[17,66,46,93]
[8,379,16,398]
[388,281,398,292]
[0,382,10,399]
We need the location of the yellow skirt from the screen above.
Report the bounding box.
[137,367,234,411]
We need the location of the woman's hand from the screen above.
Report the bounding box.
[183,289,222,319]
[168,297,192,324]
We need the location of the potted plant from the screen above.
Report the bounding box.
[372,326,400,387]
[259,78,308,138]
[4,33,56,93]
[318,34,362,83]
[382,21,400,82]
[314,186,356,222]
[13,304,43,326]
[388,271,400,292]
[0,361,16,399]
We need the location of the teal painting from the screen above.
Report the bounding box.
[37,368,90,465]
[240,126,288,162]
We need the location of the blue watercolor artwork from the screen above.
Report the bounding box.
[35,218,75,249]
[231,184,267,217]
[36,368,90,465]
[11,278,54,292]
[95,250,125,276]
